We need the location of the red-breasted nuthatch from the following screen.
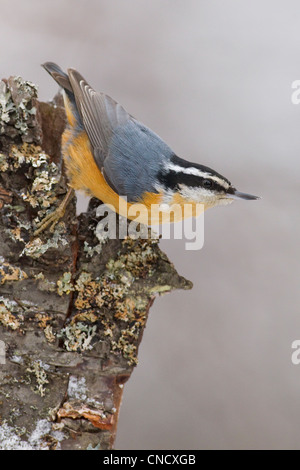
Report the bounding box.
[35,62,259,235]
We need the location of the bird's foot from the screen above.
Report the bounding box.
[34,188,74,236]
[34,205,66,236]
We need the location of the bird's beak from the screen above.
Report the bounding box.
[226,188,260,200]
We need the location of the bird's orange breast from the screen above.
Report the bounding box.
[62,93,131,216]
[62,127,137,218]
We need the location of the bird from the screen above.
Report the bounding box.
[34,62,259,235]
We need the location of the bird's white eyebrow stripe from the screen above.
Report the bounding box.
[164,162,230,188]
[165,162,209,177]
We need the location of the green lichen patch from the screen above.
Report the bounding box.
[7,143,60,210]
[20,224,68,259]
[0,76,39,142]
[26,360,49,397]
[64,236,164,365]
[59,322,97,352]
[0,142,68,258]
[83,240,103,258]
[107,237,159,280]
[57,271,74,296]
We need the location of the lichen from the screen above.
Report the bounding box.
[0,261,28,285]
[8,143,60,210]
[87,443,101,450]
[0,141,66,257]
[43,324,56,343]
[34,272,56,293]
[67,376,87,401]
[0,422,33,450]
[0,152,9,171]
[9,143,46,168]
[21,224,68,259]
[67,375,108,413]
[111,326,139,366]
[106,236,159,279]
[0,76,38,140]
[59,322,97,352]
[26,360,49,397]
[74,272,99,311]
[0,419,66,450]
[32,312,56,343]
[34,312,51,329]
[66,236,162,365]
[57,271,74,296]
[0,297,23,330]
[32,420,65,450]
[148,284,172,294]
[83,240,103,258]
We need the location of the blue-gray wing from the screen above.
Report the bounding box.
[67,69,173,201]
[104,119,173,201]
[68,68,129,167]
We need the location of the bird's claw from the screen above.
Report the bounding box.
[34,206,65,236]
[33,188,74,237]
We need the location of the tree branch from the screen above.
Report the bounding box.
[0,75,192,450]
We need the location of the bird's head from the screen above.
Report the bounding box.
[158,155,259,210]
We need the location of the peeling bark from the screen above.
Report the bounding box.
[0,75,192,450]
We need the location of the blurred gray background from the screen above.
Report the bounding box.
[1,0,300,450]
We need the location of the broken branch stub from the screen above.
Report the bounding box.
[0,75,192,450]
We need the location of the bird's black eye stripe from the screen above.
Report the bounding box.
[157,170,225,193]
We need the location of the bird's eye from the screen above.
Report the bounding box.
[203,179,213,189]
